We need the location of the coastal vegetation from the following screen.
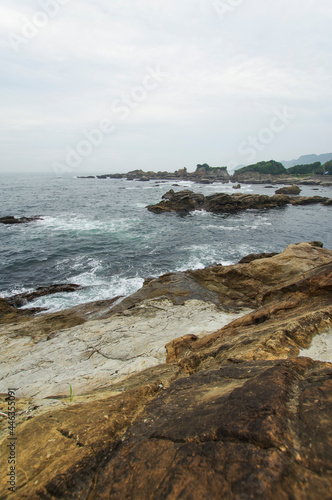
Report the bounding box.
[287,161,324,175]
[234,160,286,175]
[234,158,332,176]
[196,163,228,172]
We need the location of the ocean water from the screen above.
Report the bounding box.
[1,174,331,312]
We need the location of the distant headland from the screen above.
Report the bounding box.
[78,154,332,185]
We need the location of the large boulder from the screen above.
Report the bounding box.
[147,190,205,214]
[275,184,301,195]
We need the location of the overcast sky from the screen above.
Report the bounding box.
[0,0,331,175]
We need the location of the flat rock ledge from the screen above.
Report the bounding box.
[147,189,331,214]
[0,242,332,499]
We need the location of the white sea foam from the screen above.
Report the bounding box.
[22,275,144,313]
[38,216,135,233]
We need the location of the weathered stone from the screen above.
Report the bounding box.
[4,359,330,499]
[1,242,332,498]
[275,184,301,195]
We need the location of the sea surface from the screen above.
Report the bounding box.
[1,174,331,312]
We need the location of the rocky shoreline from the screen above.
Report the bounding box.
[78,165,332,186]
[1,242,332,498]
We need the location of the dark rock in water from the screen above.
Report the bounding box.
[275,184,301,195]
[0,215,42,224]
[148,190,205,214]
[196,178,214,184]
[6,284,82,308]
[147,190,332,215]
[232,183,241,189]
[264,185,274,188]
[204,193,289,213]
[162,189,175,200]
[238,251,279,264]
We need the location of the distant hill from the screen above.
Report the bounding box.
[233,157,332,176]
[235,160,286,175]
[282,153,332,169]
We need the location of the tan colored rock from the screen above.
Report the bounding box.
[2,358,331,499]
[1,242,332,498]
[0,299,248,402]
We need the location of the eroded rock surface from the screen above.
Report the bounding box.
[0,242,331,499]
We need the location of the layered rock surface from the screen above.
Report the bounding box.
[147,190,331,214]
[0,243,331,499]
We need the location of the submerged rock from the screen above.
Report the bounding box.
[5,284,82,308]
[0,215,42,224]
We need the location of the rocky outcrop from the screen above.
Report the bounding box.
[231,171,330,185]
[80,165,230,183]
[1,243,332,498]
[275,184,301,195]
[147,190,330,214]
[0,215,42,224]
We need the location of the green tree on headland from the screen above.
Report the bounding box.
[196,163,228,172]
[235,160,287,175]
[287,162,324,175]
[322,160,332,174]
